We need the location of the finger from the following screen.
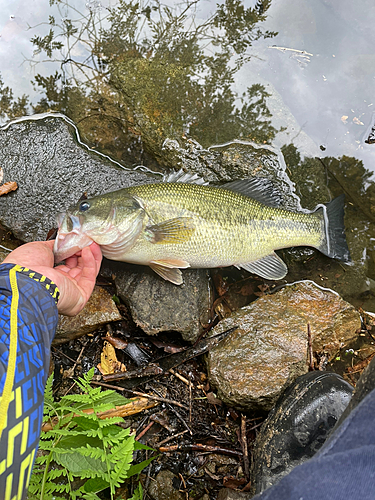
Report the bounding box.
[44,240,55,250]
[64,254,79,269]
[75,245,99,295]
[54,264,71,274]
[89,243,103,273]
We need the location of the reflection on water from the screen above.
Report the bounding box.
[0,0,375,308]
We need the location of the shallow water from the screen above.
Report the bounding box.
[0,0,375,308]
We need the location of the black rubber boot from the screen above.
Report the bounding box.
[250,370,354,496]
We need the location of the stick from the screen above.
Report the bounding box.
[159,443,242,458]
[307,323,314,371]
[136,421,154,441]
[92,380,189,410]
[156,430,189,447]
[241,414,249,480]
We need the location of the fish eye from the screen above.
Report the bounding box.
[79,201,90,212]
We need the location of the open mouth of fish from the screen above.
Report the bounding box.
[54,213,93,263]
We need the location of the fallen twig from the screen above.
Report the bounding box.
[159,443,242,458]
[241,414,249,480]
[307,323,314,371]
[169,368,192,387]
[92,380,189,410]
[41,396,158,432]
[156,429,189,447]
[151,386,193,435]
[136,420,155,441]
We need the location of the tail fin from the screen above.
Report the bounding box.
[318,194,351,262]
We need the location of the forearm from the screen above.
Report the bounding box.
[0,264,59,500]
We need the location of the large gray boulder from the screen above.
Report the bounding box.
[0,115,149,242]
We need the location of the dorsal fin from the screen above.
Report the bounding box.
[221,178,283,208]
[163,169,208,185]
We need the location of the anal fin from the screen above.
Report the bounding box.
[238,253,288,280]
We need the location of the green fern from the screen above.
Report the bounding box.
[27,368,155,500]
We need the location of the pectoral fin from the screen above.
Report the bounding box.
[238,253,288,280]
[145,217,195,244]
[149,258,191,285]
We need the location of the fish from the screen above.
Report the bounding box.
[53,176,351,285]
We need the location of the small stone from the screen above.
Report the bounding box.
[148,470,185,500]
[207,281,361,412]
[53,286,122,344]
[217,488,251,500]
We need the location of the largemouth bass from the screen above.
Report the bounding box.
[54,177,350,285]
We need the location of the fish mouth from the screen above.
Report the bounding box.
[54,213,94,263]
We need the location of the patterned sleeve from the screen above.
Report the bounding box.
[0,263,59,500]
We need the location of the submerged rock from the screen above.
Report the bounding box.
[53,286,122,345]
[207,281,361,412]
[103,261,213,342]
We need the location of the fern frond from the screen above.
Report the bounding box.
[46,467,68,480]
[129,482,143,500]
[75,444,108,462]
[28,368,154,500]
[110,436,136,488]
[43,374,54,407]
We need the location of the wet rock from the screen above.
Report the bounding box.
[102,261,212,342]
[207,281,361,412]
[282,143,373,309]
[216,489,251,500]
[0,116,150,242]
[162,138,299,210]
[148,470,185,500]
[53,286,122,345]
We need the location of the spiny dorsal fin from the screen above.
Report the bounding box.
[163,169,208,185]
[221,178,283,208]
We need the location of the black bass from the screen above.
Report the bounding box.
[54,178,350,285]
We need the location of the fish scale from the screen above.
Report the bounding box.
[123,182,323,266]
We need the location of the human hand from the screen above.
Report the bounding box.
[2,240,102,316]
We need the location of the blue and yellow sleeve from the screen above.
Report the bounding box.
[0,263,59,500]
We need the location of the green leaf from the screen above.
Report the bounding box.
[58,433,103,450]
[134,441,155,451]
[82,476,110,494]
[55,450,108,474]
[127,455,156,478]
